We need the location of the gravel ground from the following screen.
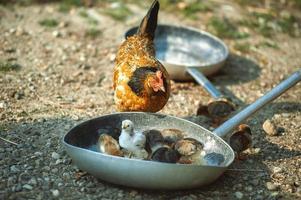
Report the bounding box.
[1,1,301,199]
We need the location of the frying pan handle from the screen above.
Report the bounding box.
[213,69,301,138]
[186,67,223,99]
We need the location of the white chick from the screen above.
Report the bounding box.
[119,120,148,159]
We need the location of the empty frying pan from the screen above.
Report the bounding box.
[63,69,301,189]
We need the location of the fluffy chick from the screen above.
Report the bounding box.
[197,98,235,126]
[119,120,148,159]
[144,129,165,153]
[175,138,206,165]
[151,147,180,163]
[113,0,170,112]
[98,134,123,157]
[229,124,252,159]
[161,129,184,147]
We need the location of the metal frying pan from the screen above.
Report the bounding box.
[125,25,234,118]
[63,69,301,189]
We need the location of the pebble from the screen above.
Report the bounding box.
[263,120,278,136]
[234,191,244,199]
[0,101,8,109]
[270,192,279,197]
[10,165,20,173]
[272,166,282,173]
[266,182,278,191]
[251,179,259,186]
[55,159,63,165]
[22,184,33,190]
[52,30,61,38]
[245,186,253,192]
[52,189,60,197]
[28,178,37,185]
[58,21,68,28]
[51,152,60,159]
[51,168,58,173]
[14,91,24,100]
[253,148,261,154]
[13,184,22,192]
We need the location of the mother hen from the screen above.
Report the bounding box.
[113,0,170,112]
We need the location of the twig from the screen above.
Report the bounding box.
[0,136,18,145]
[227,168,266,172]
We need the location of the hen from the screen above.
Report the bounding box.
[113,0,170,112]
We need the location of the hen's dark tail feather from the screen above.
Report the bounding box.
[137,0,159,40]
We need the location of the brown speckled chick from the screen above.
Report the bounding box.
[113,0,170,112]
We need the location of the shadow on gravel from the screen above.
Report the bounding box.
[216,54,261,86]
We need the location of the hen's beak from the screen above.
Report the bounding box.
[159,85,165,92]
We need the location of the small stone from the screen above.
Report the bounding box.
[14,184,22,192]
[51,152,60,159]
[22,184,33,190]
[58,21,68,28]
[10,165,19,173]
[51,168,58,173]
[251,179,259,186]
[52,189,60,197]
[234,191,244,199]
[16,27,26,36]
[272,166,282,173]
[52,30,61,38]
[263,120,277,136]
[0,101,8,109]
[270,192,279,197]
[245,186,253,192]
[109,53,115,62]
[253,148,261,154]
[55,159,63,165]
[14,91,24,100]
[28,178,37,185]
[130,190,138,196]
[84,64,91,70]
[266,182,278,191]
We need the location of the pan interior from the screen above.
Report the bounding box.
[125,25,228,67]
[64,112,234,167]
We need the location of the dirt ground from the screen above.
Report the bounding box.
[0,0,301,199]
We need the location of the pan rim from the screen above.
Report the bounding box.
[62,112,235,168]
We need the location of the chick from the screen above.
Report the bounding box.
[98,134,123,157]
[197,98,235,126]
[119,120,148,159]
[161,128,184,147]
[175,138,206,165]
[151,147,180,163]
[144,129,165,153]
[229,124,252,159]
[113,0,170,112]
